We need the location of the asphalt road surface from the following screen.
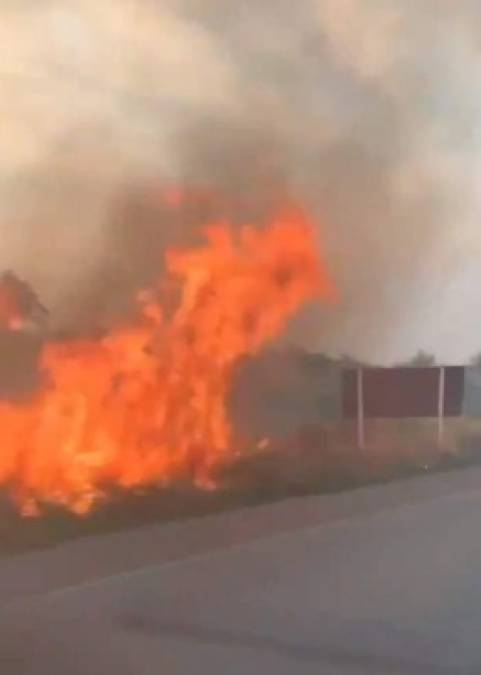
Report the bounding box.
[2,466,481,674]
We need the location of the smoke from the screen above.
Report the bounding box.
[1,0,481,361]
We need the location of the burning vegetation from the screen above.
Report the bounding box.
[0,193,334,516]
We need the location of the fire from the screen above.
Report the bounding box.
[0,199,334,515]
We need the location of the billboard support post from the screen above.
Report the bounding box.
[438,366,445,447]
[357,367,365,449]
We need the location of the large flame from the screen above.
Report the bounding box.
[0,199,334,515]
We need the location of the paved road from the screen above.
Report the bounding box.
[2,467,481,673]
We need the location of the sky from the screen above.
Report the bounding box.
[1,0,481,364]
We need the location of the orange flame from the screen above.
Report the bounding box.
[0,200,334,515]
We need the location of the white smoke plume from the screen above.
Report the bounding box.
[1,0,481,362]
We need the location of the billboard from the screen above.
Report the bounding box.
[343,366,465,419]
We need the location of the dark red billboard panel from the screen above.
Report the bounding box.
[343,367,464,419]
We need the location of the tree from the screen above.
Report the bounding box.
[398,350,436,367]
[470,352,481,367]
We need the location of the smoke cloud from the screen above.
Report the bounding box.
[1,0,481,362]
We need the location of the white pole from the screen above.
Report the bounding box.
[438,366,445,447]
[357,367,365,449]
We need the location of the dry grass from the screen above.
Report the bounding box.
[222,417,481,498]
[0,417,480,560]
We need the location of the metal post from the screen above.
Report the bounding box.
[357,367,365,449]
[438,366,445,447]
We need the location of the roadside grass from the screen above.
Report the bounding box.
[0,417,480,559]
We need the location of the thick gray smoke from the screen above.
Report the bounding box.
[1,0,481,362]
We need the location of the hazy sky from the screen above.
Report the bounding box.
[1,0,481,364]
